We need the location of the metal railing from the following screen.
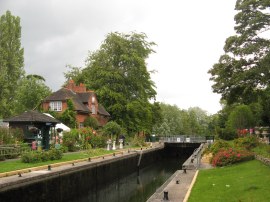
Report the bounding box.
[160,135,206,143]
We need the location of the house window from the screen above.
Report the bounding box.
[49,101,62,111]
[79,122,84,128]
[92,105,96,114]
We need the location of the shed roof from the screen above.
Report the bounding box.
[4,110,60,123]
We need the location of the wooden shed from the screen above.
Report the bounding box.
[4,110,60,150]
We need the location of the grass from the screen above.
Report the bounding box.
[188,160,270,202]
[0,149,115,173]
[252,143,270,158]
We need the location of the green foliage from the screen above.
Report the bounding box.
[209,140,230,155]
[0,127,24,144]
[102,121,122,138]
[65,32,158,134]
[83,116,99,129]
[14,75,51,114]
[209,1,270,105]
[233,136,259,150]
[62,130,80,152]
[153,103,212,136]
[89,135,106,148]
[21,149,63,163]
[131,134,146,147]
[226,105,255,131]
[0,11,24,118]
[59,99,77,128]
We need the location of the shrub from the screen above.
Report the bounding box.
[233,136,258,150]
[209,140,230,155]
[211,148,254,167]
[62,130,80,152]
[90,135,106,148]
[21,149,63,163]
[131,134,146,147]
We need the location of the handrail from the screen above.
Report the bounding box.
[160,135,207,143]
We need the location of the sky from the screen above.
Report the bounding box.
[0,0,237,114]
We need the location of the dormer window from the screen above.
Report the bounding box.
[49,101,62,111]
[92,105,96,114]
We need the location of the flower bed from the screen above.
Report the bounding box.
[211,147,254,167]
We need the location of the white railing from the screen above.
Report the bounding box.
[160,135,206,143]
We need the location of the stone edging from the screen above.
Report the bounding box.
[183,170,199,202]
[255,154,270,166]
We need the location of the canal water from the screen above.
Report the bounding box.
[76,156,186,202]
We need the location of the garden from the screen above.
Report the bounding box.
[188,136,270,202]
[0,121,148,173]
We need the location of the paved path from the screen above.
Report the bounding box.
[147,144,213,202]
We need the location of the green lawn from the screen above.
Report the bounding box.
[188,160,270,202]
[0,149,115,173]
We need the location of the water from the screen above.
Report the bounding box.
[76,157,185,202]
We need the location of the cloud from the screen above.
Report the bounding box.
[0,0,237,114]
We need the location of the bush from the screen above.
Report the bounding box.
[131,134,146,147]
[209,140,230,155]
[21,149,63,163]
[62,130,80,152]
[90,135,106,148]
[211,148,254,167]
[233,136,258,150]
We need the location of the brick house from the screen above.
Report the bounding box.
[42,80,110,128]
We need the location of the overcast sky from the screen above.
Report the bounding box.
[0,0,237,114]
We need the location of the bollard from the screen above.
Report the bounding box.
[128,149,130,153]
[18,172,22,177]
[141,147,142,150]
[48,165,51,171]
[163,191,169,200]
[103,156,105,159]
[88,158,91,162]
[113,153,115,156]
[72,163,75,166]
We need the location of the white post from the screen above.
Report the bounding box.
[119,139,123,149]
[107,139,111,150]
[112,140,116,150]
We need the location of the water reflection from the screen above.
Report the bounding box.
[76,157,184,202]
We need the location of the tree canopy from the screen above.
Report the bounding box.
[0,10,24,118]
[65,32,159,134]
[208,0,270,104]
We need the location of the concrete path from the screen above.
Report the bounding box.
[147,145,213,202]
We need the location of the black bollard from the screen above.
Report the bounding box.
[163,191,169,200]
[48,165,51,171]
[18,172,22,177]
[88,157,91,162]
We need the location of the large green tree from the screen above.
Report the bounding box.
[209,0,270,104]
[0,11,24,118]
[14,75,51,113]
[67,32,158,134]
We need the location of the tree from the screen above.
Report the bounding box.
[208,1,270,104]
[83,116,99,129]
[68,32,158,134]
[0,11,24,118]
[226,104,255,134]
[102,121,122,140]
[14,75,51,113]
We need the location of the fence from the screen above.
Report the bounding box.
[160,135,207,143]
[0,144,31,160]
